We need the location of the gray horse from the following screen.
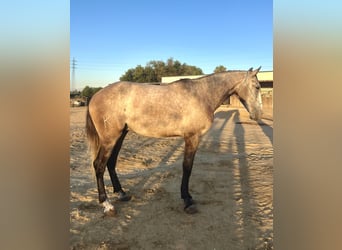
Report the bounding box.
[86,67,262,216]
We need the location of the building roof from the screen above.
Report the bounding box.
[256,71,273,81]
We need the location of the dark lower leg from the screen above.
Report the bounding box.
[107,167,131,201]
[96,172,107,203]
[94,155,108,203]
[107,127,131,201]
[107,160,123,193]
[107,128,128,192]
[181,134,199,210]
[181,165,193,208]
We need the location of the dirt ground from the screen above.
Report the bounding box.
[70,105,273,250]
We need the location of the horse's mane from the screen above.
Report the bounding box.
[170,70,246,84]
[197,70,246,79]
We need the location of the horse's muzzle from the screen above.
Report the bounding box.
[240,98,262,121]
[249,108,262,121]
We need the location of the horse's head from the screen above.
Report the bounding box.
[234,67,263,121]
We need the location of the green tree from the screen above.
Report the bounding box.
[120,68,134,81]
[183,64,203,75]
[120,58,204,83]
[133,65,145,82]
[148,60,166,81]
[144,65,157,82]
[214,65,227,73]
[81,86,102,100]
[81,86,92,98]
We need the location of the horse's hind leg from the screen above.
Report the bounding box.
[107,126,131,201]
[181,133,200,214]
[93,142,117,216]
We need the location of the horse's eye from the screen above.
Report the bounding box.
[256,85,260,90]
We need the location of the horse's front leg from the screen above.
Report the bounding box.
[181,134,200,214]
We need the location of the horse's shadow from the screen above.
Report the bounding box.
[198,108,273,248]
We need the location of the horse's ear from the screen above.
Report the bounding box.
[248,67,253,72]
[252,66,261,75]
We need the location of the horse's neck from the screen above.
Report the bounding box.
[195,73,243,111]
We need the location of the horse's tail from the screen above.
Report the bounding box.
[86,107,100,164]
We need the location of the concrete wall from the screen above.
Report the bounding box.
[228,93,273,109]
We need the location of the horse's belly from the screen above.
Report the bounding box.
[127,120,183,138]
[126,114,212,138]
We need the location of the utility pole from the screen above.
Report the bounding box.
[71,57,77,91]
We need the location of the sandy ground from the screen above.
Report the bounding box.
[70,105,273,250]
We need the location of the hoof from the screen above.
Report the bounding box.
[184,204,198,214]
[117,191,132,202]
[103,208,117,217]
[102,200,116,217]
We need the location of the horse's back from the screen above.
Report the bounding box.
[89,81,214,138]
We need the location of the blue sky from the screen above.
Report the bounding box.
[71,0,273,89]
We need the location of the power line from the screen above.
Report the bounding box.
[71,57,77,91]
